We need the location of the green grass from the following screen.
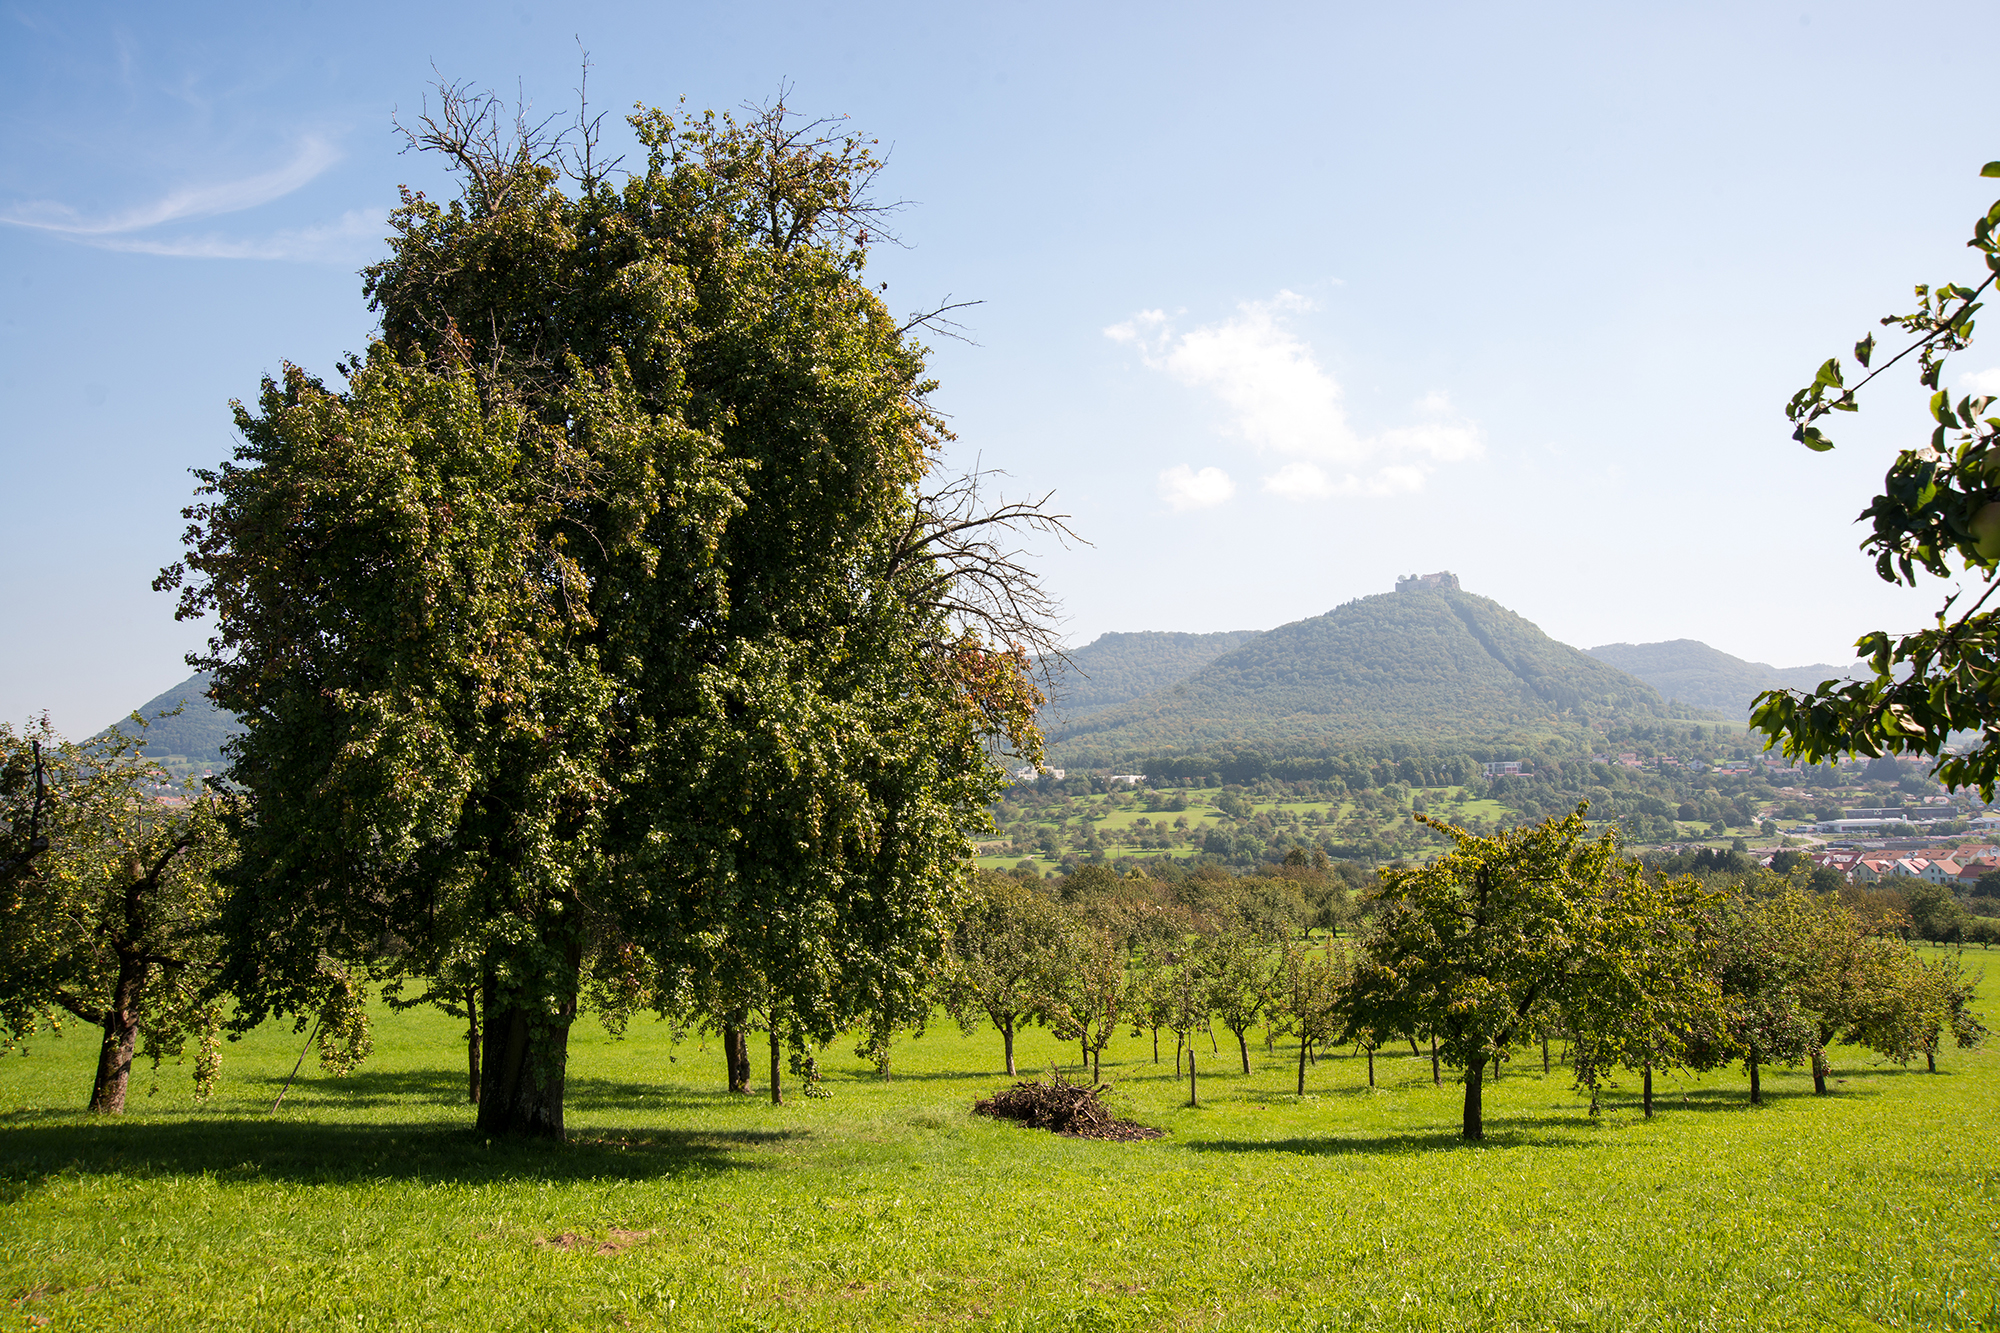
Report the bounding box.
[3,955,1997,1331]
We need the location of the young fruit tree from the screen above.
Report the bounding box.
[943,872,1073,1076]
[1273,938,1346,1097]
[1350,806,1638,1140]
[1552,868,1724,1118]
[1703,892,1820,1105]
[0,721,230,1113]
[158,84,1064,1138]
[1204,924,1278,1076]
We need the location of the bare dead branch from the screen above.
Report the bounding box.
[897,297,983,344]
[889,468,1084,690]
[391,71,569,214]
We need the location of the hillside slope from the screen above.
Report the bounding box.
[1051,588,1685,762]
[101,672,242,773]
[1043,630,1261,720]
[1585,639,1864,718]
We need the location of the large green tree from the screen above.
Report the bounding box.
[162,86,1054,1137]
[1755,160,2000,791]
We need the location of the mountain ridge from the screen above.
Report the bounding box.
[1584,639,1866,719]
[1050,587,1704,765]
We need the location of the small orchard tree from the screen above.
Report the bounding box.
[1275,939,1347,1096]
[1161,941,1212,1106]
[0,720,230,1113]
[943,873,1072,1075]
[1123,943,1174,1065]
[1558,868,1725,1118]
[1205,925,1278,1075]
[1048,922,1123,1082]
[1862,947,1989,1072]
[1354,807,1629,1140]
[1706,894,1819,1105]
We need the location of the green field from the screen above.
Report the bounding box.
[3,950,1996,1331]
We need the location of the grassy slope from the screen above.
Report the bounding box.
[2,950,1995,1332]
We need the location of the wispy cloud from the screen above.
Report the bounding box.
[1961,367,2000,396]
[88,208,383,263]
[1106,293,1483,498]
[1157,464,1236,511]
[1,136,340,235]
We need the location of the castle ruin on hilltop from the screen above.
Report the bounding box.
[1395,570,1460,593]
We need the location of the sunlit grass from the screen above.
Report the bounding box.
[2,953,1995,1331]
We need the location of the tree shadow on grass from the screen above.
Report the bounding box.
[1187,1115,1602,1157]
[0,1105,804,1200]
[223,1067,786,1116]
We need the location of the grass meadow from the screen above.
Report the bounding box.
[3,948,1996,1332]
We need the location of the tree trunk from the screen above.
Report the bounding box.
[88,953,148,1115]
[1296,1036,1308,1095]
[1926,1044,1937,1074]
[1407,1036,1420,1058]
[1091,1040,1101,1084]
[1002,1019,1016,1077]
[1542,1035,1550,1075]
[1811,1044,1828,1096]
[1431,1035,1440,1087]
[1492,1050,1501,1082]
[1366,1046,1375,1087]
[769,1026,782,1105]
[1462,1058,1485,1140]
[1237,1029,1251,1075]
[1643,1062,1653,1119]
[465,985,481,1104]
[724,1012,751,1093]
[1153,1027,1160,1063]
[1748,1049,1761,1106]
[476,968,577,1139]
[1187,1045,1197,1107]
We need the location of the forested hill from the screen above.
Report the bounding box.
[1049,587,1695,764]
[1584,639,1865,719]
[99,672,242,774]
[1042,630,1261,720]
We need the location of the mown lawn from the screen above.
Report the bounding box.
[2,951,1996,1331]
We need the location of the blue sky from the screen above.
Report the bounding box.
[6,0,2000,735]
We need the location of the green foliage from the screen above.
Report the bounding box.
[160,91,1033,1137]
[941,873,1074,1075]
[1756,159,2000,795]
[1348,806,1683,1138]
[0,719,232,1111]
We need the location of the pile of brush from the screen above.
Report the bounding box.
[972,1068,1163,1142]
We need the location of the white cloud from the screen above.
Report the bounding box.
[1960,367,2000,396]
[0,136,343,238]
[1107,293,1484,499]
[1158,464,1236,511]
[87,208,383,263]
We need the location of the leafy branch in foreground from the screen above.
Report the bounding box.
[1755,160,2000,795]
